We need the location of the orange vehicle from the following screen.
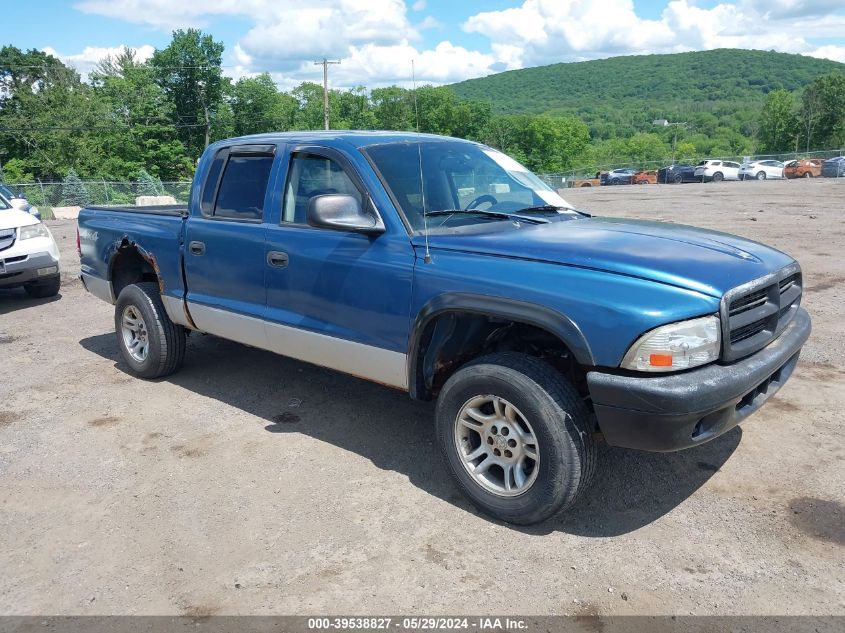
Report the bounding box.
[572,171,602,187]
[784,159,823,179]
[633,169,658,184]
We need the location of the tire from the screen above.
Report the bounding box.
[610,178,619,185]
[435,352,596,525]
[24,275,60,298]
[756,171,766,180]
[712,172,724,182]
[803,171,812,178]
[673,174,682,184]
[114,282,186,379]
[580,183,592,187]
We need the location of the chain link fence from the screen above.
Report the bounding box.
[2,181,192,215]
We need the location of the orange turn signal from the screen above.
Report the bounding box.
[649,353,673,367]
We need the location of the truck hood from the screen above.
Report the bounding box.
[0,208,39,230]
[415,217,795,298]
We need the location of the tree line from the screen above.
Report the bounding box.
[2,30,843,186]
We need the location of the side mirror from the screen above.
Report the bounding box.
[307,194,385,235]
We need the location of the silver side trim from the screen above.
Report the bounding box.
[161,294,193,328]
[81,272,114,304]
[187,302,409,390]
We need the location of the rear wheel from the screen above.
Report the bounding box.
[436,352,596,525]
[712,172,724,182]
[114,282,186,379]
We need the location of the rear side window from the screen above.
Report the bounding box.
[200,152,226,215]
[214,154,274,221]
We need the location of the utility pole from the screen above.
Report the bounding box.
[313,58,341,130]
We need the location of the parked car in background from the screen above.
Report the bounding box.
[600,168,636,185]
[784,159,823,179]
[632,170,658,185]
[0,184,40,219]
[657,163,697,184]
[739,160,784,180]
[822,156,845,178]
[572,172,602,187]
[695,159,741,182]
[0,203,61,298]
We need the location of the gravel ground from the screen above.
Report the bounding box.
[0,178,843,616]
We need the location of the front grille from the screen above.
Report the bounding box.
[722,264,802,361]
[0,228,15,253]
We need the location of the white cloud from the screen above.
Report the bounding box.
[807,45,845,64]
[463,0,845,67]
[69,0,845,88]
[42,44,155,79]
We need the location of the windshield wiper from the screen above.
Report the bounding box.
[515,204,592,217]
[426,209,550,225]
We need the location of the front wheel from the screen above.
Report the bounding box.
[436,352,596,524]
[712,172,724,182]
[756,171,766,180]
[803,171,812,178]
[114,282,186,379]
[24,275,60,298]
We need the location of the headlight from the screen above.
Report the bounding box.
[19,223,50,240]
[621,315,720,372]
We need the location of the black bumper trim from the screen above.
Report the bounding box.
[587,307,811,452]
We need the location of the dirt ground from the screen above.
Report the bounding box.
[1,179,843,616]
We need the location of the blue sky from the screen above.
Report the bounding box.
[5,1,845,87]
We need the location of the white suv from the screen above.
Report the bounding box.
[739,160,785,180]
[0,204,61,298]
[694,159,741,182]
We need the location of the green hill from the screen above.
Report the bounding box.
[450,49,845,139]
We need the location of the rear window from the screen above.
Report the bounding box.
[214,154,274,221]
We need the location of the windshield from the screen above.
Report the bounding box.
[364,141,572,232]
[0,194,10,210]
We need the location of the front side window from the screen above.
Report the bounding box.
[214,154,274,220]
[282,153,362,225]
[364,141,571,232]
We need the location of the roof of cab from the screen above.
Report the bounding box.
[216,130,477,149]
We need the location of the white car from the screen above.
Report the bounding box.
[0,204,61,298]
[0,184,41,219]
[694,159,741,182]
[739,160,785,180]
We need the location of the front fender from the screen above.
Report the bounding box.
[407,292,594,400]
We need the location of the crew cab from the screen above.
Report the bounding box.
[78,132,811,525]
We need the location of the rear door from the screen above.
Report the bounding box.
[262,145,415,389]
[184,143,278,347]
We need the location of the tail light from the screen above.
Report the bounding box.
[76,226,81,256]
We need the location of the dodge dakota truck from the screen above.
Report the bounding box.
[78,132,811,524]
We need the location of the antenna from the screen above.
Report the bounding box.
[412,59,432,264]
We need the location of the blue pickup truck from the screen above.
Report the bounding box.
[78,131,811,524]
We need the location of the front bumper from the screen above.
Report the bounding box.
[587,307,811,452]
[0,251,60,288]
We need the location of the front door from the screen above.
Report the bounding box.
[263,147,415,389]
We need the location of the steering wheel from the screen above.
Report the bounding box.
[465,194,498,210]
